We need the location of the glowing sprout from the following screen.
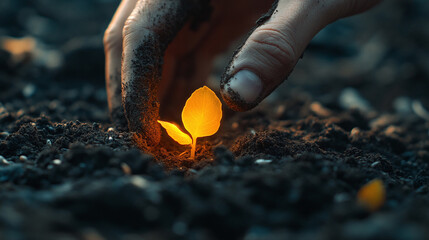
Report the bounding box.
[357,178,386,211]
[158,86,222,160]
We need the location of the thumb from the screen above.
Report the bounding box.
[220,0,381,111]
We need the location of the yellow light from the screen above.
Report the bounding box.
[357,179,386,211]
[157,86,222,160]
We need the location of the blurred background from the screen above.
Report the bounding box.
[0,0,428,123]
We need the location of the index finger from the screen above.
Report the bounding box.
[121,0,211,146]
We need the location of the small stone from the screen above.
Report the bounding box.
[310,102,332,117]
[339,87,372,112]
[108,136,113,141]
[107,127,115,132]
[350,127,361,137]
[19,155,28,161]
[0,155,10,165]
[129,176,148,189]
[250,129,256,135]
[22,84,36,98]
[46,139,52,146]
[53,159,62,165]
[370,115,396,130]
[371,161,380,167]
[384,126,402,136]
[255,159,272,165]
[0,132,9,137]
[412,100,429,121]
[121,162,132,175]
[17,109,25,117]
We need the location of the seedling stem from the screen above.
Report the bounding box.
[191,138,197,160]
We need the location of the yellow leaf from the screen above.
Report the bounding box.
[157,86,222,160]
[357,179,386,211]
[157,120,192,145]
[182,86,222,139]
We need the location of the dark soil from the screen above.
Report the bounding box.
[1,0,429,240]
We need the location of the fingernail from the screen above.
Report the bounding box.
[226,70,262,103]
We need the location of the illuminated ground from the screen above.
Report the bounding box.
[1,0,429,239]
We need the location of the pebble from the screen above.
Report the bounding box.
[350,127,361,137]
[107,127,115,132]
[19,155,28,161]
[0,155,10,165]
[53,159,62,165]
[384,126,402,136]
[46,139,52,146]
[370,115,396,129]
[0,132,10,137]
[17,109,25,117]
[22,84,36,98]
[310,102,332,117]
[108,136,113,141]
[129,176,148,189]
[255,159,272,165]
[339,87,372,112]
[250,129,256,135]
[371,161,380,167]
[121,163,132,175]
[412,100,429,121]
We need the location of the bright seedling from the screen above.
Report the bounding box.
[357,178,386,211]
[158,86,222,160]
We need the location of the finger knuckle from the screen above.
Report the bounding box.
[122,15,157,44]
[250,27,297,68]
[122,15,139,38]
[103,26,122,50]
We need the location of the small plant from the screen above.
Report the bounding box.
[357,178,385,211]
[158,86,222,160]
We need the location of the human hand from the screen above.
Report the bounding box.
[104,0,381,145]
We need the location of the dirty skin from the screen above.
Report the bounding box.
[121,0,211,146]
[220,0,284,112]
[108,71,128,130]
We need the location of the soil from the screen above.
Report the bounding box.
[1,0,429,240]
